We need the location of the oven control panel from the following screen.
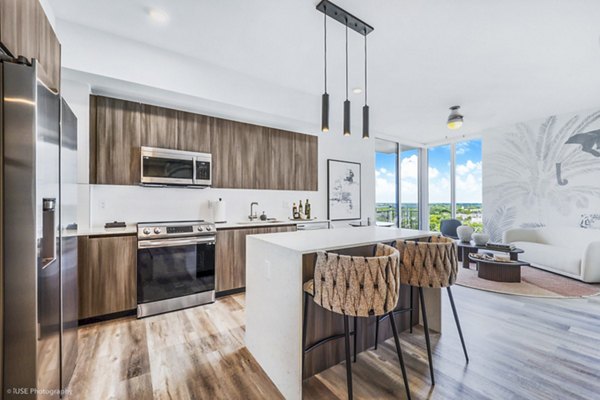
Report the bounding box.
[137,221,216,239]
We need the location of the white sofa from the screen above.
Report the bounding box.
[503,227,600,283]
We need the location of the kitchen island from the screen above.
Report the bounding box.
[246,226,438,399]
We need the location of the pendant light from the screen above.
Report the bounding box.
[447,106,463,130]
[316,1,373,137]
[362,30,369,139]
[343,19,351,136]
[321,7,329,132]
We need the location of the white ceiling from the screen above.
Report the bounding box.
[48,0,600,143]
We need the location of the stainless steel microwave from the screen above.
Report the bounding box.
[140,146,212,187]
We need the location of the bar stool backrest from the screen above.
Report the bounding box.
[312,244,400,317]
[397,236,458,288]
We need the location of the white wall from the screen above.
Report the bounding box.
[60,78,376,229]
[482,107,600,241]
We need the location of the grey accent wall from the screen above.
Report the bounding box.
[483,109,600,241]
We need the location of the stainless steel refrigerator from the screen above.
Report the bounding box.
[2,58,78,399]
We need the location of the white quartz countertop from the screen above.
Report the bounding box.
[247,226,434,254]
[78,219,330,237]
[214,219,329,230]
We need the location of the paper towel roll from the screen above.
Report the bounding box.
[213,198,227,223]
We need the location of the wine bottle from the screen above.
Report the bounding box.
[305,199,311,219]
[299,200,303,215]
[292,202,297,218]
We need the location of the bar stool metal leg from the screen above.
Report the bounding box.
[353,317,358,363]
[374,316,379,350]
[344,315,353,400]
[419,287,435,386]
[447,287,469,363]
[389,312,412,400]
[409,286,413,334]
[302,291,309,379]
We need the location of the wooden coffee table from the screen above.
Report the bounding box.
[456,240,524,269]
[468,254,530,282]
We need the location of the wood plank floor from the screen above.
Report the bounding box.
[66,287,600,399]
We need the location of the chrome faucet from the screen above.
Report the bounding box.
[249,202,259,220]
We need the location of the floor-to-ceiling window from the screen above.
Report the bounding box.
[400,146,420,229]
[428,144,452,232]
[375,139,399,226]
[455,139,482,230]
[426,139,482,232]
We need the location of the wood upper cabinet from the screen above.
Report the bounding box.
[216,225,296,293]
[0,0,60,90]
[267,128,296,190]
[90,96,141,185]
[141,104,177,149]
[176,111,211,153]
[78,235,137,319]
[293,133,318,191]
[211,118,244,188]
[89,95,318,190]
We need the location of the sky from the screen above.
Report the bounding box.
[375,139,482,204]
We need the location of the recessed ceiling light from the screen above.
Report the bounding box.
[148,8,169,24]
[352,87,363,94]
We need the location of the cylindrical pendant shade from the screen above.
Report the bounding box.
[362,105,369,139]
[343,100,351,136]
[321,93,329,132]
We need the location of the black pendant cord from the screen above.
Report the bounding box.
[364,32,367,106]
[345,20,349,101]
[324,7,327,94]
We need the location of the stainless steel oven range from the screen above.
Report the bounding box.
[136,220,216,318]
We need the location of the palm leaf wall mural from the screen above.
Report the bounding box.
[483,109,600,241]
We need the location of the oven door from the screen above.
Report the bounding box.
[141,147,195,185]
[137,236,215,307]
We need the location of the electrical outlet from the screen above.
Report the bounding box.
[265,260,272,281]
[100,201,105,209]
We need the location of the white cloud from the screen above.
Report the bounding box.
[456,160,481,176]
[376,175,397,203]
[429,167,440,179]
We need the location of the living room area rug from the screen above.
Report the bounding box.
[456,264,600,298]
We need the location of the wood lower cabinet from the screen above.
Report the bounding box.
[90,96,141,185]
[78,235,137,319]
[0,0,61,91]
[216,225,296,293]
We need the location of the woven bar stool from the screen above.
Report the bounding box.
[375,236,468,386]
[302,244,411,400]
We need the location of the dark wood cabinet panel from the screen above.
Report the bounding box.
[211,118,244,188]
[240,124,268,189]
[267,128,295,190]
[216,225,296,293]
[215,228,245,292]
[176,111,211,153]
[0,0,60,90]
[35,1,60,91]
[90,96,141,185]
[293,133,318,191]
[141,104,177,149]
[78,235,137,319]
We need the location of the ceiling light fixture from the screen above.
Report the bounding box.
[447,105,463,130]
[321,7,329,132]
[148,8,169,24]
[316,0,373,137]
